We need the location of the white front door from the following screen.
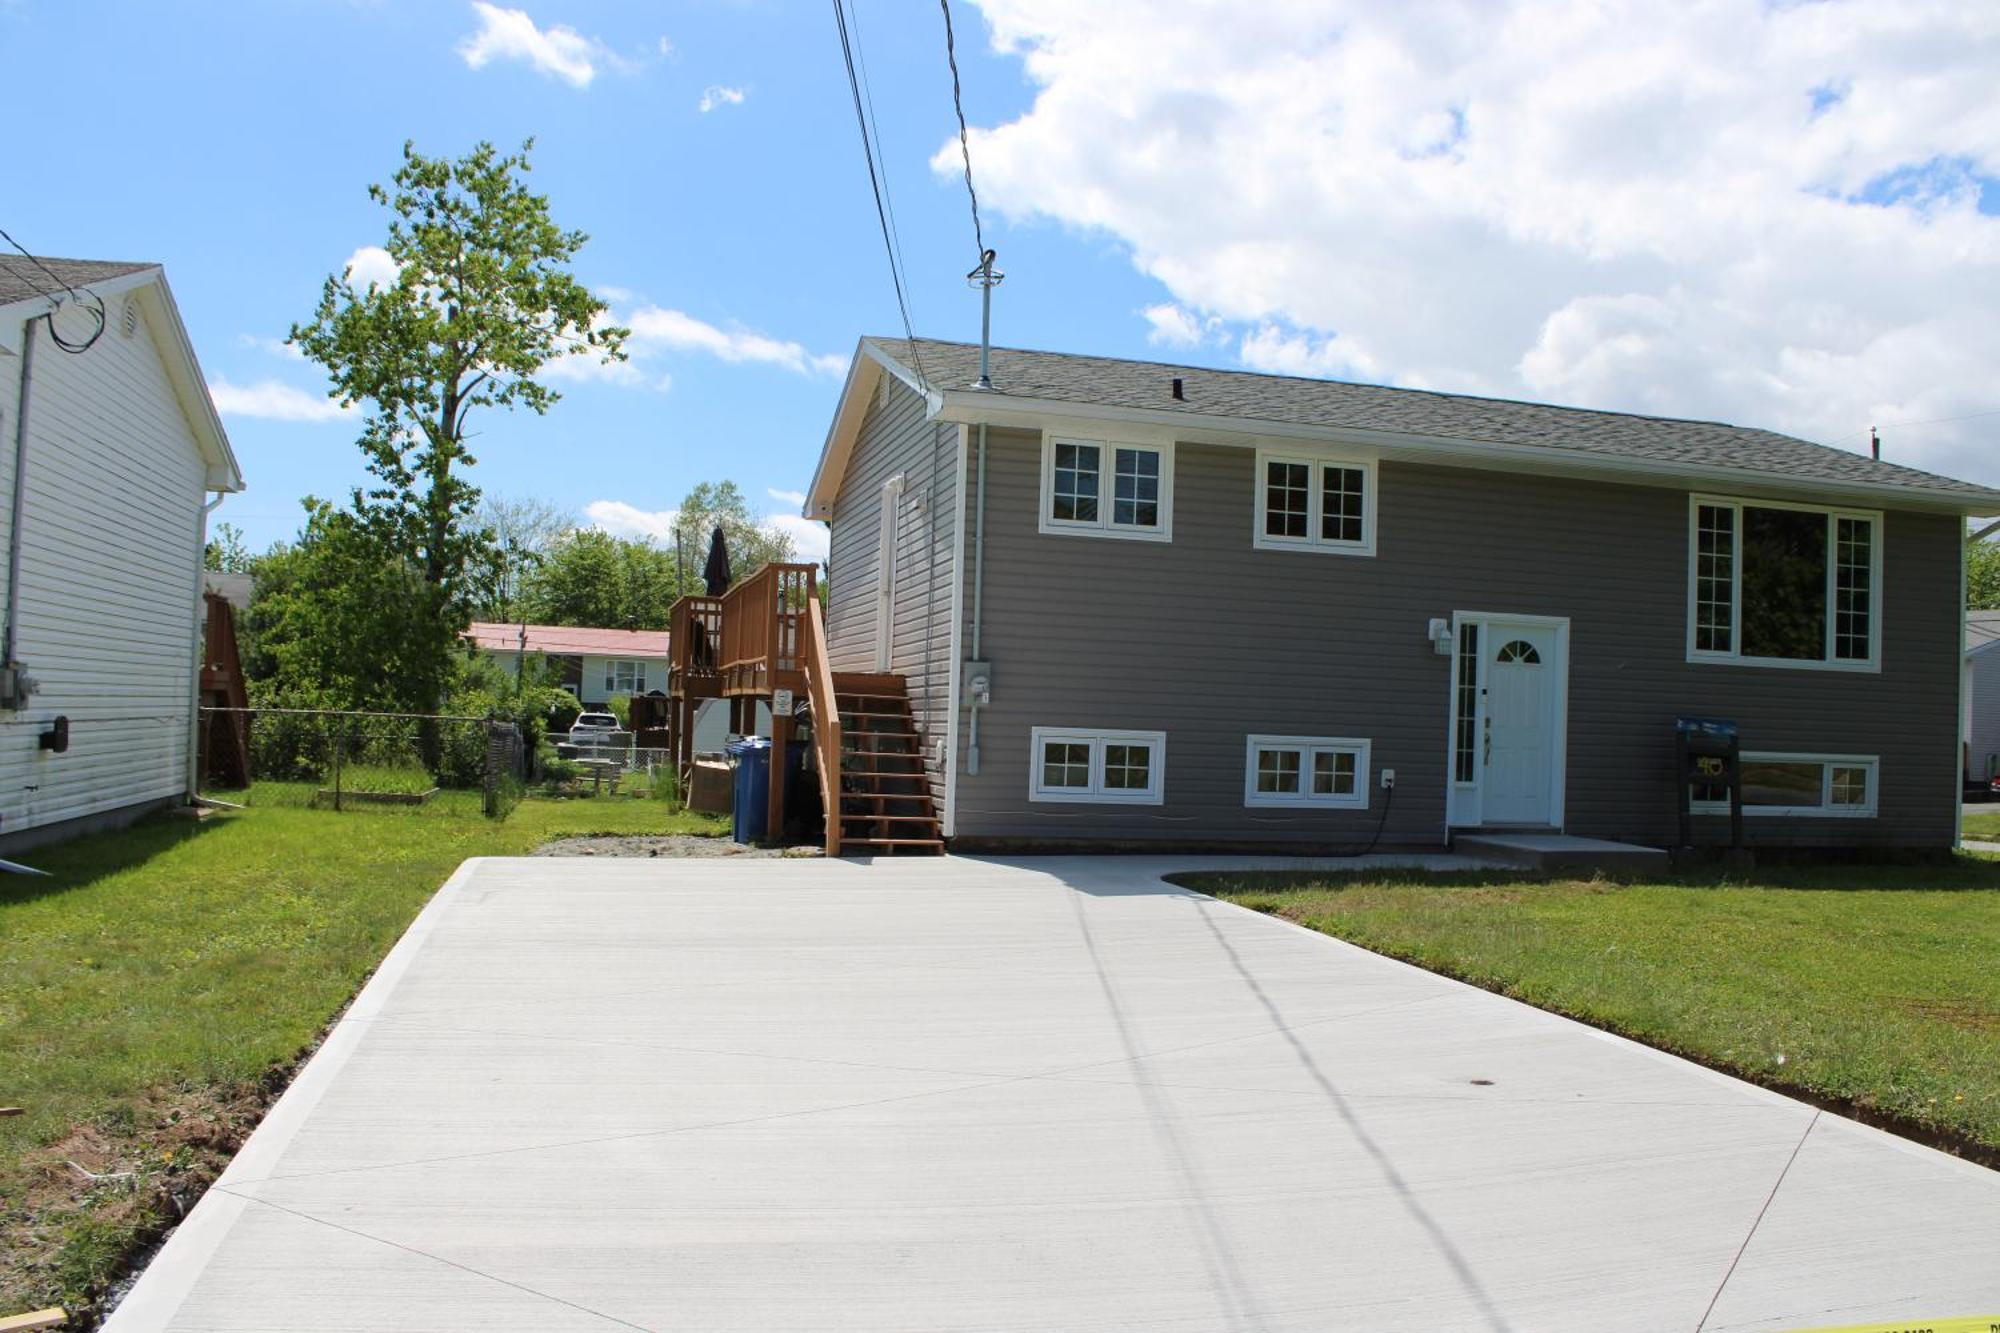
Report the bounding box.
[1481,620,1563,826]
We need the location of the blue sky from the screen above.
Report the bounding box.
[0,0,1115,557]
[5,1,1999,556]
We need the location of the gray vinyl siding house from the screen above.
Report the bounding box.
[806,337,2000,853]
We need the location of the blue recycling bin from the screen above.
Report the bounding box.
[726,736,773,844]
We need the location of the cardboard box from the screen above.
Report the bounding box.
[687,758,734,814]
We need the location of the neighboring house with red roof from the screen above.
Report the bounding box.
[464,622,672,707]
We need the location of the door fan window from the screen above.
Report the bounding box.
[1496,640,1541,665]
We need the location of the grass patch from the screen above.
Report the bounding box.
[1962,807,2000,841]
[326,762,435,795]
[1,793,725,1318]
[1177,861,2000,1161]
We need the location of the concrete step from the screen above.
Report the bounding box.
[1453,831,1669,874]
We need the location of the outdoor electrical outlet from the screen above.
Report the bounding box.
[1381,769,1396,789]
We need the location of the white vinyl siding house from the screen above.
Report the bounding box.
[0,259,242,850]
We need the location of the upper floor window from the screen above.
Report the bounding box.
[1688,495,1879,670]
[605,659,644,694]
[1040,436,1173,542]
[1253,448,1376,556]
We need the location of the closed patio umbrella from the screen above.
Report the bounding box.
[702,524,732,597]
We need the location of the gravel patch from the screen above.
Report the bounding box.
[532,834,820,858]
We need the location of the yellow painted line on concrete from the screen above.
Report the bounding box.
[1787,1318,2000,1333]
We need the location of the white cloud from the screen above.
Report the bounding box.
[698,84,745,113]
[342,245,400,293]
[956,0,2000,481]
[766,513,830,566]
[584,500,676,541]
[208,377,350,423]
[766,487,808,508]
[626,306,845,377]
[458,2,605,88]
[1141,302,1209,347]
[583,498,828,565]
[238,333,304,361]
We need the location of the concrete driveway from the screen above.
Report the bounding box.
[109,855,2000,1332]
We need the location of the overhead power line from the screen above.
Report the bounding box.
[0,224,107,354]
[830,0,926,385]
[1827,405,2000,449]
[937,0,986,258]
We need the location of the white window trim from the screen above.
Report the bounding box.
[1690,751,1879,818]
[1243,734,1371,809]
[1685,494,1883,673]
[1029,726,1167,804]
[1252,445,1378,557]
[1038,434,1175,542]
[605,659,644,693]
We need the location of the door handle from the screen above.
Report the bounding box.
[1483,715,1491,765]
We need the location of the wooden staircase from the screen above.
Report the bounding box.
[829,671,943,855]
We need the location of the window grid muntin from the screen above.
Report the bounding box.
[1041,741,1091,791]
[1102,743,1155,791]
[1052,442,1100,524]
[1834,517,1872,662]
[1265,461,1309,538]
[1695,503,1735,654]
[1256,748,1302,795]
[1113,447,1161,529]
[1320,465,1365,544]
[1454,623,1479,784]
[1312,750,1356,796]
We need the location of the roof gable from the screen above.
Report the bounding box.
[1,256,243,493]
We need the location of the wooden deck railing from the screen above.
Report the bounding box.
[667,594,724,698]
[718,562,817,697]
[803,596,842,856]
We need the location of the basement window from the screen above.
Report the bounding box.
[1244,735,1370,809]
[1690,752,1878,817]
[1029,727,1166,804]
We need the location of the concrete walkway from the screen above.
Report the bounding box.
[108,855,2000,1332]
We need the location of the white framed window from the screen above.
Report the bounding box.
[1029,727,1166,804]
[1690,752,1878,818]
[605,659,643,694]
[1039,435,1173,541]
[1253,447,1376,556]
[1244,735,1371,808]
[1687,495,1880,671]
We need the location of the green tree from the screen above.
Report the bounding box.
[519,528,681,628]
[671,480,797,583]
[290,138,626,711]
[1970,535,2000,610]
[204,521,252,573]
[475,493,575,620]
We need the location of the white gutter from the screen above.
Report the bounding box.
[931,390,2000,517]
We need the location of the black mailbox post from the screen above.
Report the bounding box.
[1675,716,1742,851]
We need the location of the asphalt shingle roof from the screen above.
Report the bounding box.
[867,336,1998,503]
[0,254,155,310]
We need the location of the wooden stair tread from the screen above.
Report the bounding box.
[843,838,946,849]
[840,813,940,824]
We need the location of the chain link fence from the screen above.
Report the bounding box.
[544,728,678,801]
[198,707,527,819]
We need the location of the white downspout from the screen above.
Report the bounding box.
[185,491,226,801]
[3,313,39,707]
[966,422,988,774]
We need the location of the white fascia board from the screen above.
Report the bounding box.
[933,389,2000,517]
[802,340,948,521]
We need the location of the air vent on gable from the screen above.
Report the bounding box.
[121,296,140,339]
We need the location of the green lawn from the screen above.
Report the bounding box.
[1962,806,2000,840]
[1176,861,2000,1163]
[0,793,724,1317]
